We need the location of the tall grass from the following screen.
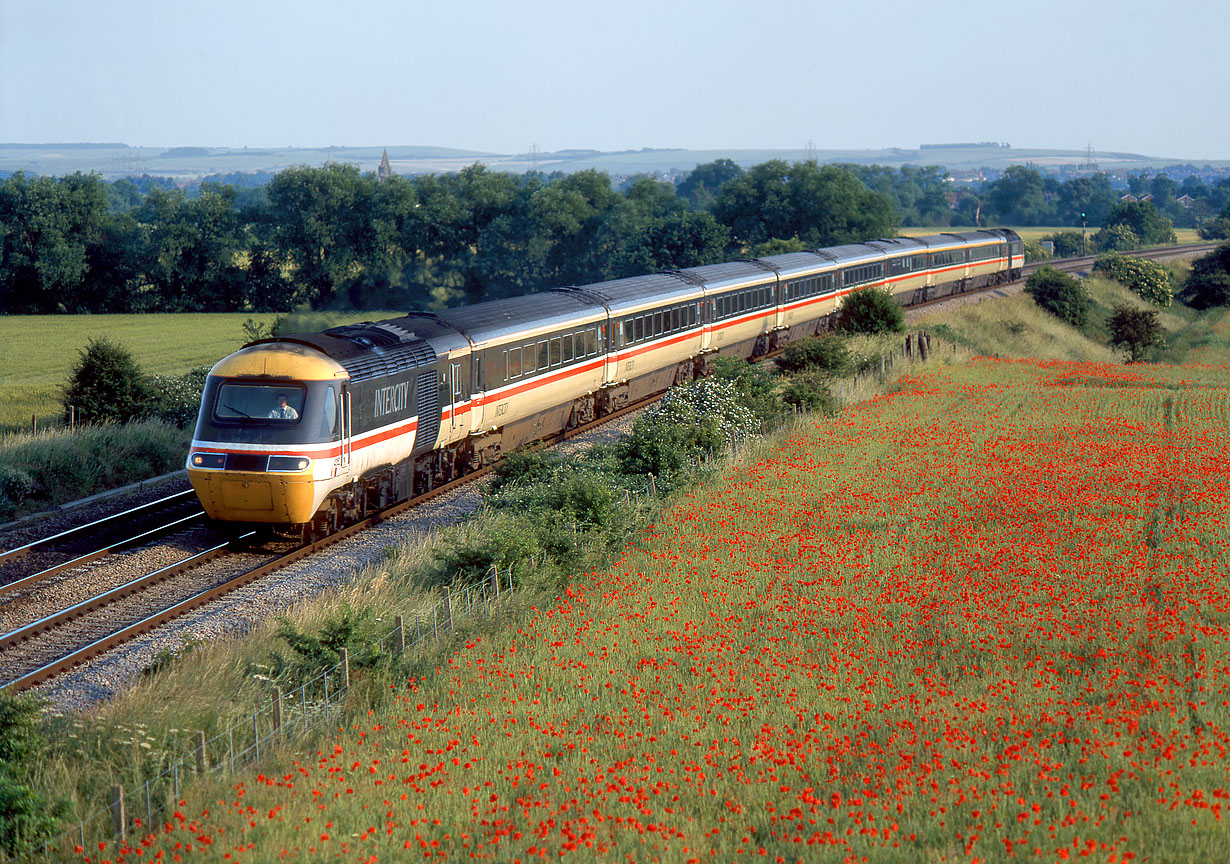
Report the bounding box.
[0,421,189,520]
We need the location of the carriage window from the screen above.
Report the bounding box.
[323,385,337,435]
[586,328,597,355]
[562,334,573,363]
[549,337,562,366]
[507,346,522,379]
[634,316,643,342]
[523,343,536,374]
[653,311,662,336]
[538,340,549,369]
[622,319,633,347]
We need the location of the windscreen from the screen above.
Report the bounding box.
[214,383,305,423]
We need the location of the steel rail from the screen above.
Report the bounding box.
[0,538,237,652]
[0,490,198,563]
[0,512,207,600]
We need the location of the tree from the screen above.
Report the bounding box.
[1024,266,1090,327]
[985,165,1053,225]
[1106,306,1162,362]
[1098,200,1176,247]
[1056,174,1115,227]
[676,159,744,209]
[1179,244,1230,309]
[263,163,377,308]
[611,211,729,277]
[835,286,905,334]
[0,172,108,313]
[62,337,152,425]
[713,161,897,251]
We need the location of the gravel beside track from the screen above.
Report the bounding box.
[0,525,217,633]
[30,410,643,713]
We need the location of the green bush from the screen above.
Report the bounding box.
[781,373,837,414]
[1094,223,1140,252]
[777,336,851,375]
[1023,239,1050,263]
[1197,217,1230,241]
[0,466,34,522]
[147,366,210,427]
[1092,252,1174,307]
[62,337,153,425]
[1179,244,1230,309]
[0,692,67,856]
[1024,266,1091,327]
[709,356,782,422]
[615,377,757,488]
[836,286,905,334]
[1046,230,1087,258]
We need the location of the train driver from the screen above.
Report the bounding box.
[267,393,300,420]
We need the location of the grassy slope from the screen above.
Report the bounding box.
[0,310,401,433]
[53,350,1230,864]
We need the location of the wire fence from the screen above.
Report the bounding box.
[15,564,523,863]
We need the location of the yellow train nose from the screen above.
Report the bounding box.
[188,469,319,524]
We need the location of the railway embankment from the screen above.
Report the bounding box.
[4,251,1230,861]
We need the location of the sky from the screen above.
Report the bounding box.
[2,0,1228,159]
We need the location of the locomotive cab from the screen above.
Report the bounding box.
[187,342,350,526]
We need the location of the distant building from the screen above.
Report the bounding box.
[1120,193,1138,203]
[1177,194,1196,208]
[377,149,393,183]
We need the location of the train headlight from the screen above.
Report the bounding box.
[189,452,226,470]
[267,455,312,472]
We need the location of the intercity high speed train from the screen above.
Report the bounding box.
[187,229,1023,538]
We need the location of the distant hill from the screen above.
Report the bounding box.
[1,142,1227,182]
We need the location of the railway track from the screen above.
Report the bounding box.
[0,391,656,693]
[3,242,1212,695]
[0,489,204,588]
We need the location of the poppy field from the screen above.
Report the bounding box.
[83,357,1230,863]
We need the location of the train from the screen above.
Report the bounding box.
[187,228,1024,538]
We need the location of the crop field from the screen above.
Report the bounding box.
[895,226,1203,245]
[86,356,1230,863]
[0,311,398,433]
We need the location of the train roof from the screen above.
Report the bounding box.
[563,273,702,315]
[678,260,777,292]
[434,290,604,347]
[261,319,439,382]
[823,243,887,265]
[754,251,840,279]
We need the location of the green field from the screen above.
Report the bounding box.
[895,225,1202,244]
[0,311,399,433]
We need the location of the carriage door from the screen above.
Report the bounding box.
[448,361,463,431]
[340,384,352,471]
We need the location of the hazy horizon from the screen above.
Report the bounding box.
[3,0,1228,160]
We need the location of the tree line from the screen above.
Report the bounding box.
[0,161,900,314]
[3,158,1219,316]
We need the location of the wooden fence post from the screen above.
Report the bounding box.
[491,565,501,597]
[339,648,350,689]
[272,686,283,738]
[394,615,405,654]
[440,594,453,634]
[195,731,207,775]
[111,785,126,842]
